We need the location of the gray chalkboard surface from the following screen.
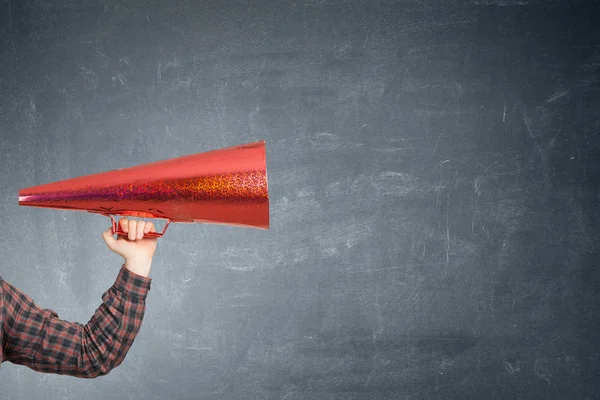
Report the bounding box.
[1,1,599,399]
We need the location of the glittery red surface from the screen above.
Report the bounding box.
[19,141,269,231]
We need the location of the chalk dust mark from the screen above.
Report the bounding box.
[520,107,550,188]
[545,90,569,103]
[445,192,450,275]
[470,0,528,4]
[112,73,128,87]
[375,146,415,153]
[435,160,450,208]
[504,359,521,375]
[206,98,228,146]
[432,131,443,155]
[308,132,341,150]
[399,20,475,34]
[6,0,18,66]
[346,263,445,273]
[534,358,552,385]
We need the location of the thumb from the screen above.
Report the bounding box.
[102,227,118,251]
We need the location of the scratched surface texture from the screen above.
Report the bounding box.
[1,0,599,399]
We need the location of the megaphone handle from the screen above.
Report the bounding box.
[110,215,170,238]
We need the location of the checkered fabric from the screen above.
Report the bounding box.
[1,265,151,378]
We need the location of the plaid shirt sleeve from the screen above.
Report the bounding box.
[1,265,151,378]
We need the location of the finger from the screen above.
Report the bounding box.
[128,220,137,240]
[144,222,155,233]
[119,218,129,233]
[102,227,117,251]
[137,221,145,240]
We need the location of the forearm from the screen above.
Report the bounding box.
[78,266,150,377]
[3,265,151,378]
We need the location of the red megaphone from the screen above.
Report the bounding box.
[18,141,269,238]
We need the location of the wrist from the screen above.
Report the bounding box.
[124,257,153,278]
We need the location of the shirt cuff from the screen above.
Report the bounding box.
[111,264,152,300]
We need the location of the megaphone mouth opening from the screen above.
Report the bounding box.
[263,141,270,230]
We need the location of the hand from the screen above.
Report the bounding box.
[102,218,158,277]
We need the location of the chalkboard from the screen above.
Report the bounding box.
[1,1,599,399]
